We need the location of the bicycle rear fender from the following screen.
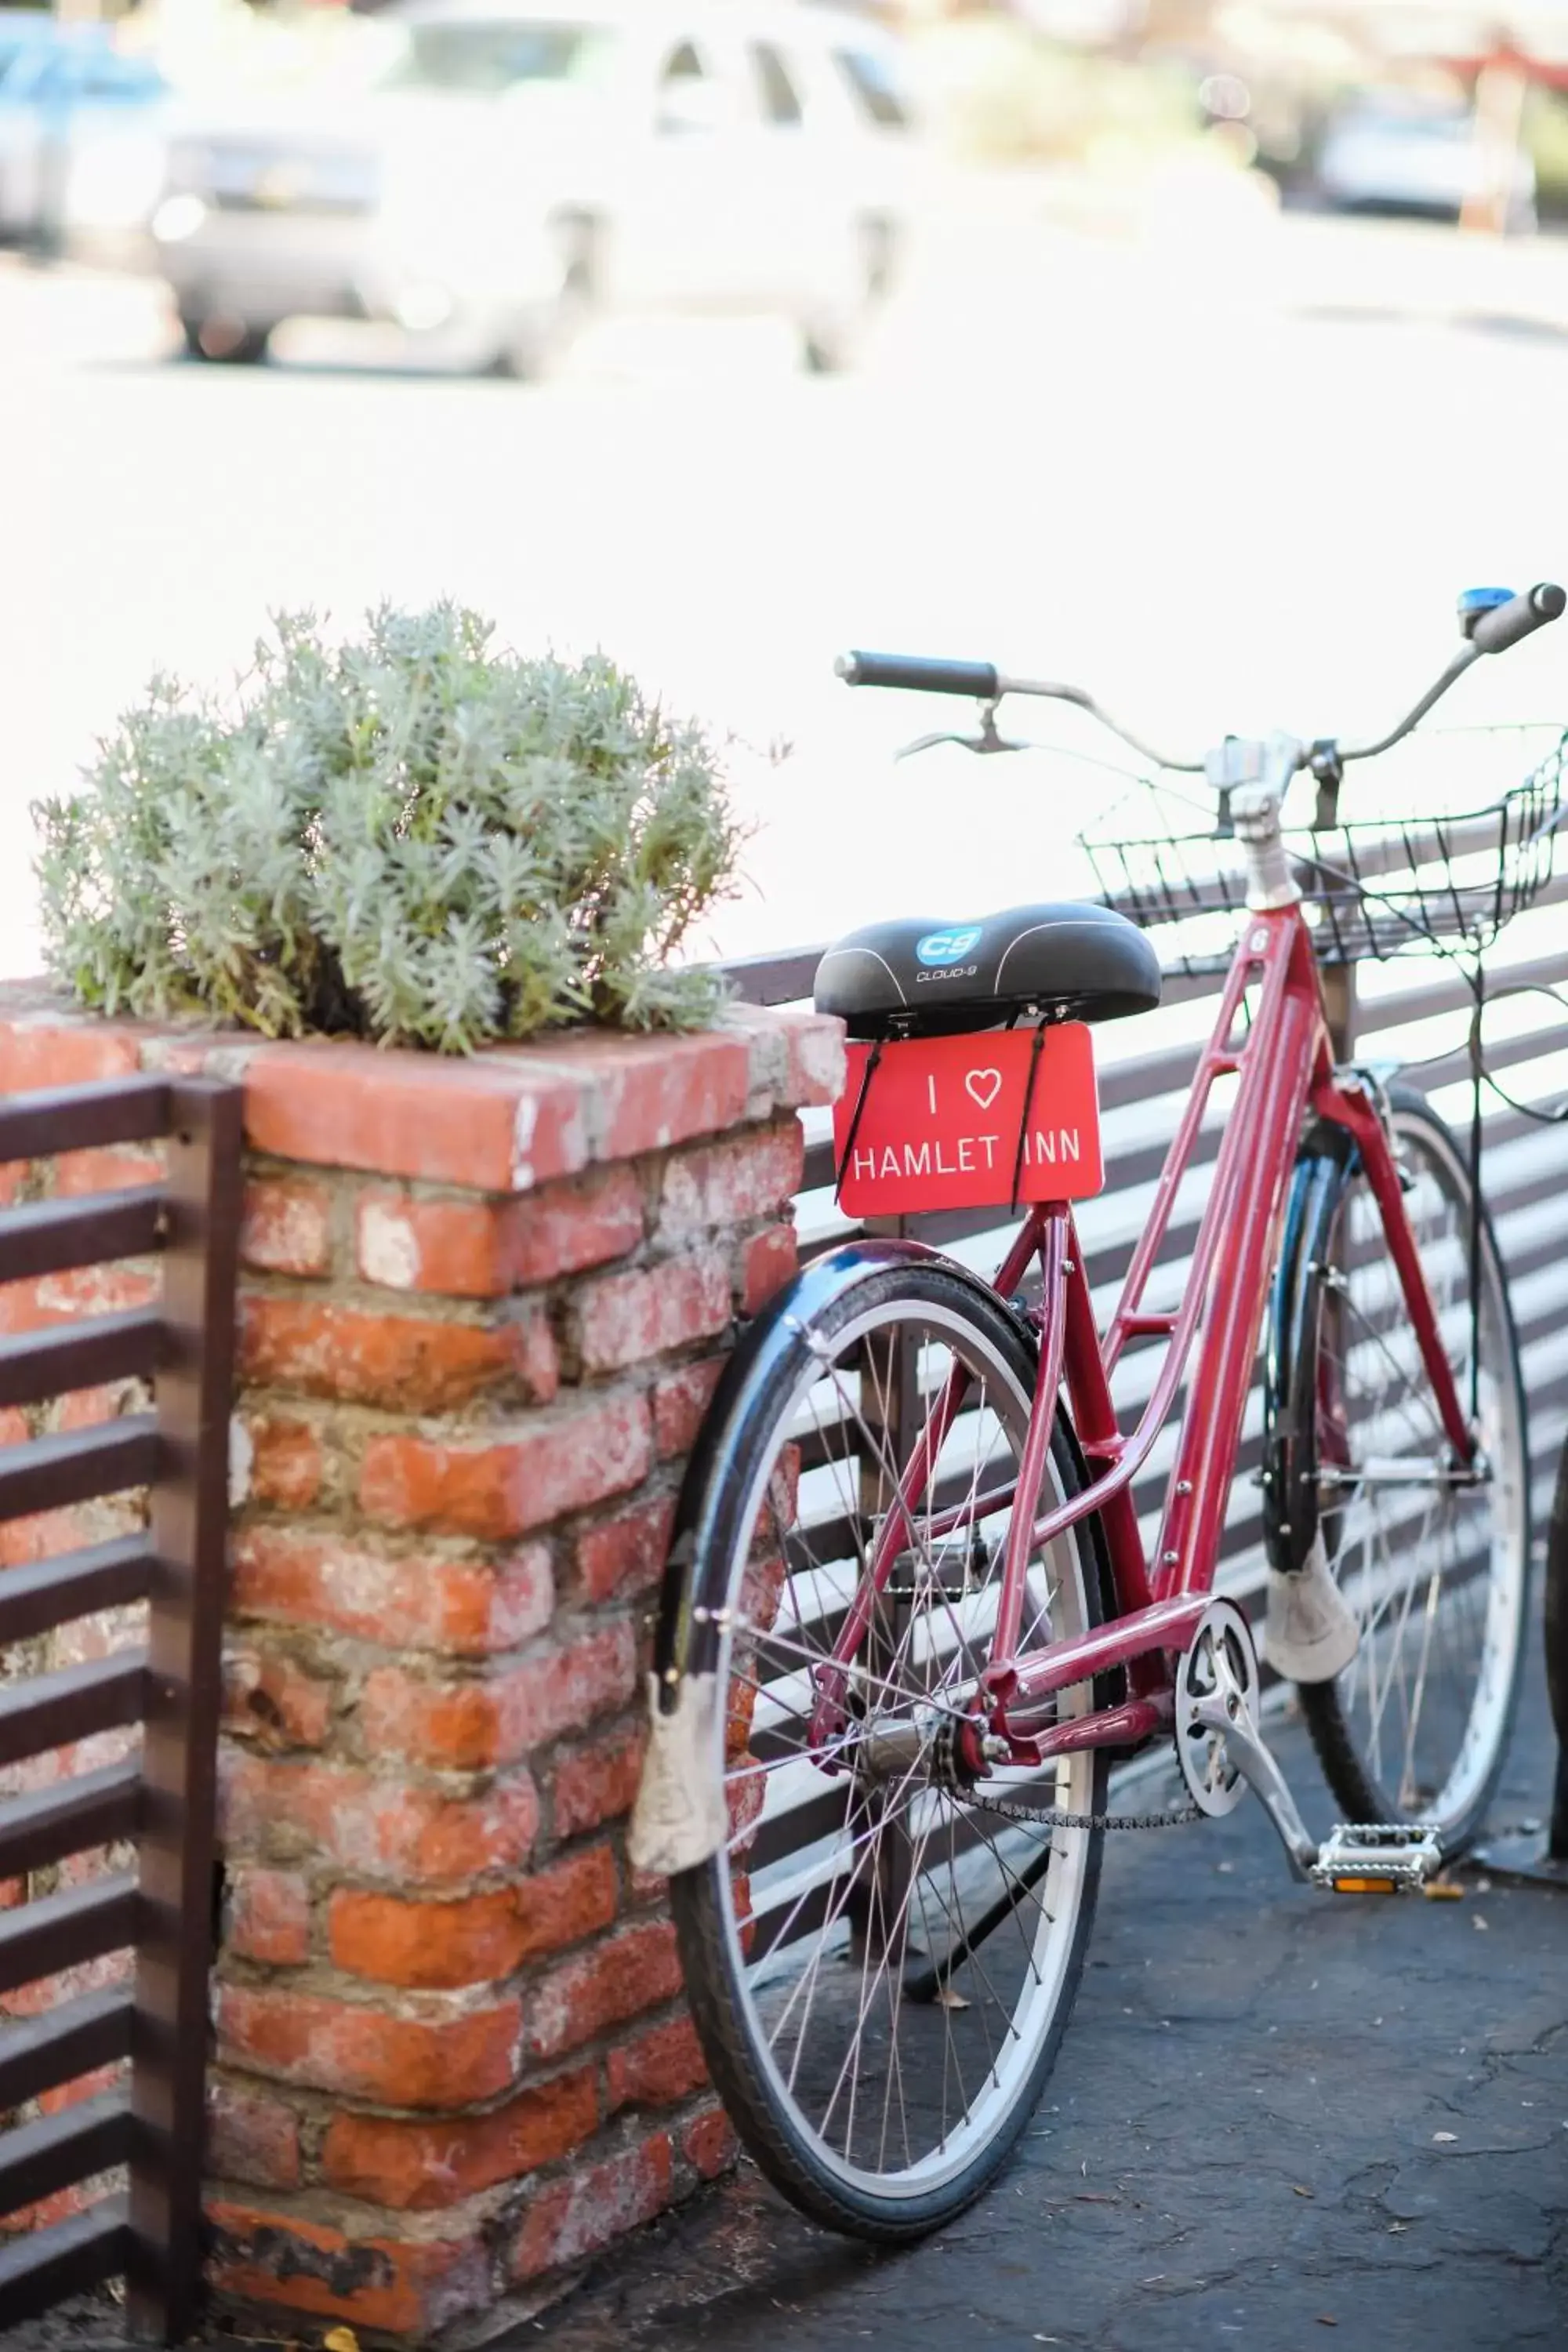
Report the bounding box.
[633,1234,1119,1876]
[648,1235,975,1714]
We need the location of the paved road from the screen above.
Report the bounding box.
[5,204,1568,982]
[523,1671,1568,2352]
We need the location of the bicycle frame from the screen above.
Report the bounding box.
[811,900,1476,1769]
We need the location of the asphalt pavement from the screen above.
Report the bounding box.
[519,1660,1568,2352]
[12,1646,1563,2352]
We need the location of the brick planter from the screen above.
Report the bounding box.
[0,983,841,2344]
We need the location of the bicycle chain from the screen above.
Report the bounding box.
[965,1788,1204,1833]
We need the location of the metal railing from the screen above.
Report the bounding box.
[0,1074,241,2343]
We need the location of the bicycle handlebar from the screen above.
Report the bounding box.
[836,652,1205,771]
[1468,580,1567,656]
[837,579,1565,782]
[835,651,1001,699]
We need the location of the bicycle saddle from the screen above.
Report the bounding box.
[814,901,1161,1040]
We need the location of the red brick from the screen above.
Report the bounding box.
[206,2203,485,2337]
[528,1920,681,2060]
[358,1167,646,1295]
[329,1887,521,1988]
[240,1414,323,1510]
[216,1984,520,2107]
[38,2065,119,2116]
[508,1164,645,1284]
[220,1752,539,1886]
[242,1041,593,1191]
[508,1846,619,1960]
[552,1726,644,1838]
[607,2013,708,2111]
[359,1390,651,1537]
[360,1628,636,1769]
[231,1529,554,1656]
[575,1494,676,1603]
[225,1867,310,1965]
[240,1178,332,1276]
[510,2133,673,2283]
[238,1294,556,1411]
[541,1032,750,1162]
[56,1385,119,1435]
[652,1357,724,1458]
[328,1849,615,1988]
[0,1267,151,1348]
[725,1002,845,1114]
[781,1011,845,1105]
[223,1649,334,1752]
[660,1122,805,1238]
[206,2080,302,2191]
[739,1222,798,1315]
[682,2105,738,2180]
[356,1192,512,1298]
[321,2068,599,2211]
[575,1253,731,1375]
[506,1299,561,1408]
[53,1145,162,1198]
[0,1019,137,1091]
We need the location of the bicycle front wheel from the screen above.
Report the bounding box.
[669,1257,1106,2241]
[1276,1083,1530,1853]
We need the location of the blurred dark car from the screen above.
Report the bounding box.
[0,23,169,253]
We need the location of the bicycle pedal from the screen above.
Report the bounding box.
[1311,1823,1443,1893]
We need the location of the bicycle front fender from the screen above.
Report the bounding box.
[1262,1120,1355,1577]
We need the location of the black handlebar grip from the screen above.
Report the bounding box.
[1471,582,1566,655]
[835,650,1002,699]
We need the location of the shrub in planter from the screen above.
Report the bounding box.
[34,604,746,1052]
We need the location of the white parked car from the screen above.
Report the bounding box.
[1316,93,1537,231]
[151,0,922,369]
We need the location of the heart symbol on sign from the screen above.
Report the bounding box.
[964,1068,1003,1111]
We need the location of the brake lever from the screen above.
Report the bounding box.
[896,702,1026,761]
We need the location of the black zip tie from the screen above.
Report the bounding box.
[1009,1020,1049,1213]
[833,1037,884,1207]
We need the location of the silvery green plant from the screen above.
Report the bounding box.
[34,605,746,1053]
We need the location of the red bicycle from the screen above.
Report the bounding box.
[632,583,1566,2240]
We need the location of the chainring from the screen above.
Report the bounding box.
[1174,1596,1263,1818]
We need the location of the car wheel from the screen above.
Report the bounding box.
[798,216,899,376]
[496,216,601,381]
[181,315,274,365]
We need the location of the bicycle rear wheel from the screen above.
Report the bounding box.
[1271,1083,1530,1853]
[668,1257,1106,2241]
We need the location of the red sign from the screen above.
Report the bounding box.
[831,1025,1103,1219]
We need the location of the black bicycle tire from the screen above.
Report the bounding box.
[1544,1437,1568,1761]
[1282,1083,1530,1853]
[668,1259,1108,2243]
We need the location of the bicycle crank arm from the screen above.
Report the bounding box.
[1176,1607,1446,1892]
[1186,1686,1319,1880]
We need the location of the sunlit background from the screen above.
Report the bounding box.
[5,0,1568,985]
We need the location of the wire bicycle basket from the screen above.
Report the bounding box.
[1079,725,1568,976]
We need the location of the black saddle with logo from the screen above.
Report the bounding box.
[813,902,1161,1041]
